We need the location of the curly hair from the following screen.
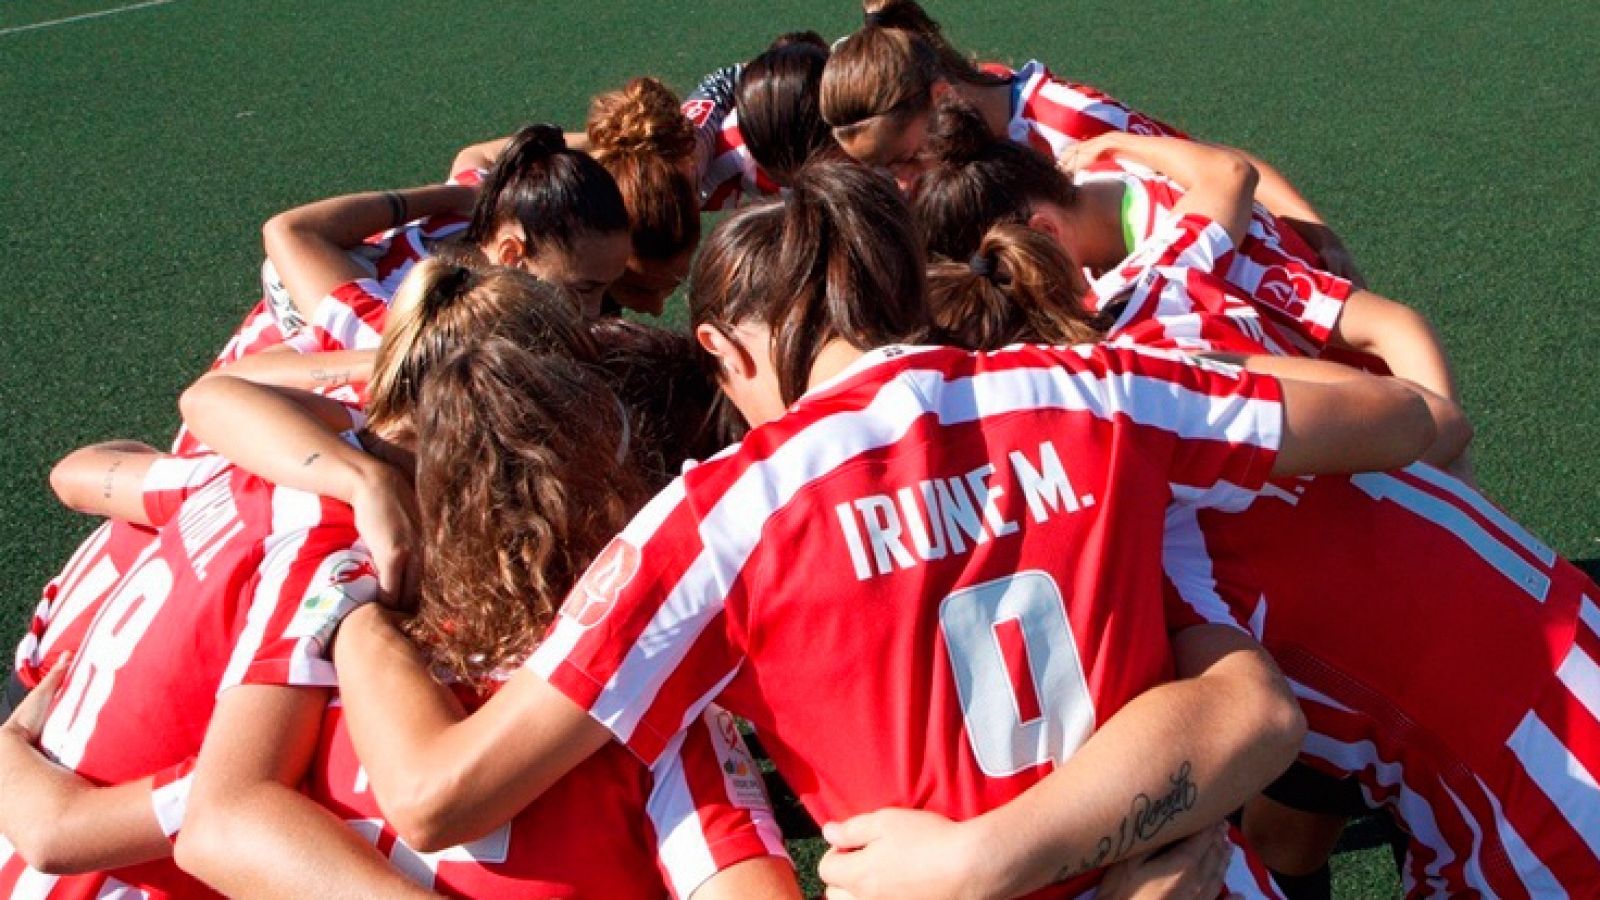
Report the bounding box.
[587,77,700,262]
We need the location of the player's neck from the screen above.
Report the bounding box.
[807,339,868,392]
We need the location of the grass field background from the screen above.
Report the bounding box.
[2,1,1597,896]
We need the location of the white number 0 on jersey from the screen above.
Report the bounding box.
[939,571,1096,777]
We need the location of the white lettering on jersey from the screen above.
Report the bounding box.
[176,477,244,581]
[836,441,1094,580]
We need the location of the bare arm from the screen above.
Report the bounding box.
[179,375,419,599]
[0,663,172,873]
[1330,290,1460,403]
[330,605,609,852]
[196,348,376,394]
[175,684,434,899]
[1223,147,1365,287]
[693,858,803,900]
[450,131,589,177]
[263,182,475,322]
[815,625,1302,899]
[49,441,161,525]
[1068,134,1259,247]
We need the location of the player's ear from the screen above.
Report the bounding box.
[1026,210,1064,244]
[695,324,756,381]
[490,223,528,268]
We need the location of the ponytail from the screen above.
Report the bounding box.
[464,123,629,254]
[913,101,1078,260]
[689,161,929,405]
[822,0,1006,131]
[927,224,1106,351]
[367,256,594,432]
[587,79,700,262]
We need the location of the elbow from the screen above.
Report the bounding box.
[1218,148,1259,199]
[1421,394,1474,468]
[378,774,469,854]
[1259,684,1308,777]
[13,833,94,876]
[173,797,237,885]
[48,451,92,515]
[1397,386,1441,467]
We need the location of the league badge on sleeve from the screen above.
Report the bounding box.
[709,708,770,811]
[562,538,640,628]
[288,551,381,656]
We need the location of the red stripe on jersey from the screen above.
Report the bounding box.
[994,617,1044,724]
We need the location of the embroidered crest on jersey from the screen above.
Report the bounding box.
[564,538,641,627]
[709,709,769,811]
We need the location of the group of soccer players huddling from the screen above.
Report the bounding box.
[3,2,1597,898]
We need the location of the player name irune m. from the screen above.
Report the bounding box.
[834,439,1095,580]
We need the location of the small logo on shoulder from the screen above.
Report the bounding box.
[682,99,714,127]
[563,539,641,627]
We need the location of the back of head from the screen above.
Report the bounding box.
[589,319,725,483]
[821,0,1005,131]
[367,256,595,431]
[736,33,836,184]
[927,224,1104,351]
[410,333,642,682]
[914,101,1077,260]
[587,78,701,262]
[689,160,931,404]
[464,123,630,255]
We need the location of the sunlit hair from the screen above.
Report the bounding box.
[927,224,1106,351]
[737,31,839,184]
[914,100,1078,260]
[689,161,931,405]
[587,78,701,262]
[820,0,1006,133]
[410,332,647,682]
[463,123,629,254]
[366,254,586,432]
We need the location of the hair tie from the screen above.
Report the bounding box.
[968,252,996,280]
[863,10,888,27]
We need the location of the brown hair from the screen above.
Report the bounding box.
[463,123,629,253]
[587,78,701,262]
[410,334,646,681]
[689,161,931,405]
[821,0,1007,132]
[927,224,1106,351]
[914,101,1078,260]
[736,32,837,184]
[590,319,725,483]
[366,255,588,432]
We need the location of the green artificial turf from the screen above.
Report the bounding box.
[3,2,1597,896]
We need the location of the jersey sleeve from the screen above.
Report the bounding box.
[684,64,743,174]
[1092,213,1237,315]
[305,279,390,352]
[1014,62,1187,155]
[1094,344,1283,509]
[218,525,375,693]
[447,167,487,188]
[1159,507,1251,633]
[149,756,198,841]
[648,705,789,899]
[141,454,232,527]
[526,479,748,766]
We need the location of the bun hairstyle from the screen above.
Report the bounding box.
[689,161,931,405]
[913,101,1078,260]
[587,78,701,261]
[366,255,590,432]
[590,319,725,483]
[463,123,629,255]
[927,224,1106,351]
[821,0,1006,132]
[736,31,837,184]
[411,332,646,682]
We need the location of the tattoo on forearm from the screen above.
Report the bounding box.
[310,368,351,388]
[1052,761,1198,882]
[302,452,321,467]
[102,458,124,500]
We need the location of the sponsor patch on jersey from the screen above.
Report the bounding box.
[562,538,640,627]
[710,709,769,810]
[287,553,379,643]
[682,99,715,128]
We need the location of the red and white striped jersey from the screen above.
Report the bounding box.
[1078,162,1350,354]
[15,454,232,689]
[530,342,1284,897]
[993,61,1186,160]
[691,108,783,213]
[1170,465,1600,897]
[25,469,371,895]
[310,697,786,899]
